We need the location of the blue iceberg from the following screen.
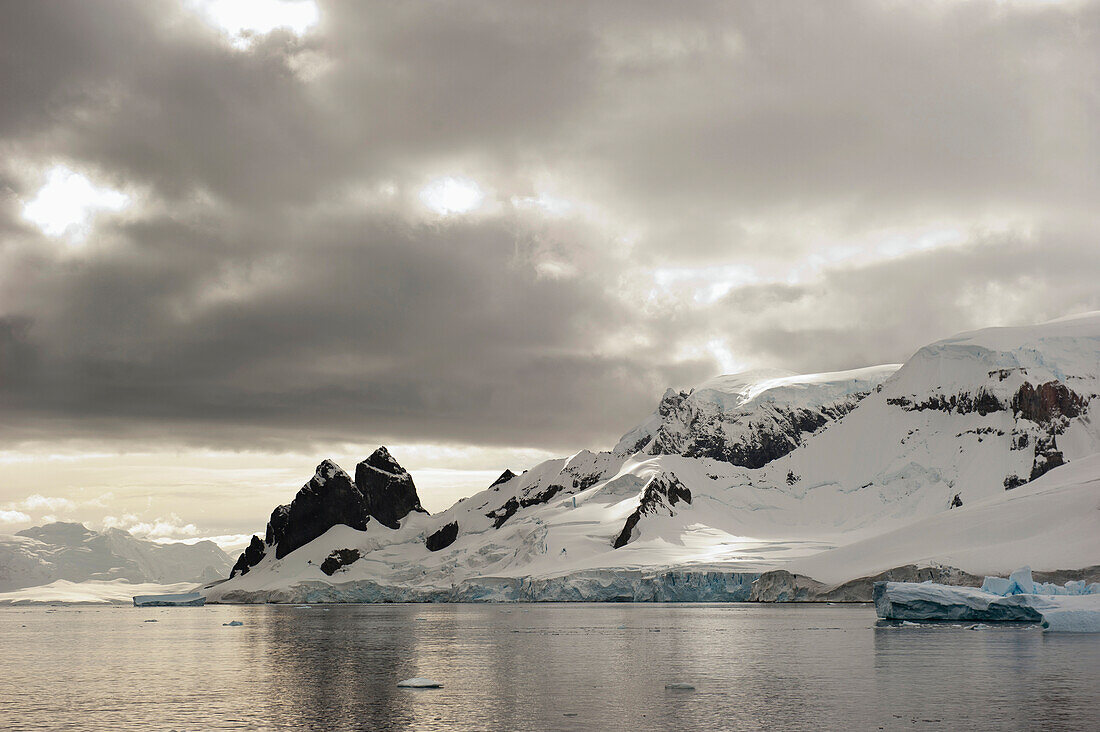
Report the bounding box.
[875,567,1100,632]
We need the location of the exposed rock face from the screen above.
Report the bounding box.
[425,521,459,552]
[888,376,1092,493]
[614,367,897,469]
[355,447,426,530]
[613,473,692,549]
[490,470,516,488]
[320,548,360,576]
[1012,381,1085,423]
[271,460,370,560]
[230,535,266,577]
[230,447,426,573]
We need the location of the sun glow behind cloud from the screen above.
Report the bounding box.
[191,0,320,48]
[419,176,486,215]
[21,165,130,240]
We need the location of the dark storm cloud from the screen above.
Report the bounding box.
[1,0,1099,452]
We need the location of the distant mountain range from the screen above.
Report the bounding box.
[0,522,232,593]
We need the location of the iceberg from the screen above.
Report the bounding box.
[132,592,205,607]
[875,567,1100,632]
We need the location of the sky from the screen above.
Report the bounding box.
[2,0,1099,552]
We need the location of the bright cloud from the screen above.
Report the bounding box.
[191,0,319,48]
[19,494,76,512]
[21,165,129,239]
[419,176,486,215]
[0,509,31,524]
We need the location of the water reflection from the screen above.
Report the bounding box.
[1,604,1097,731]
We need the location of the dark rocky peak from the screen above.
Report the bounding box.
[490,469,517,488]
[272,460,368,559]
[229,448,423,577]
[355,446,426,530]
[612,473,692,549]
[360,446,406,477]
[230,535,266,577]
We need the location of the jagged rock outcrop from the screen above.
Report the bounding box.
[612,473,692,548]
[230,535,266,577]
[320,548,360,576]
[269,460,370,560]
[230,447,425,575]
[355,447,426,530]
[425,521,459,551]
[489,470,516,488]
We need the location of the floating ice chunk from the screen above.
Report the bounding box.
[222,620,244,626]
[397,678,442,688]
[875,580,1100,632]
[665,683,696,690]
[979,568,1097,597]
[133,592,204,607]
[1040,604,1100,633]
[1008,566,1035,595]
[980,576,1014,596]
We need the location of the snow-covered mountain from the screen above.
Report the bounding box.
[209,313,1100,603]
[0,522,232,592]
[613,365,899,467]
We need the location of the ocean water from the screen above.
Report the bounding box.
[1,603,1097,731]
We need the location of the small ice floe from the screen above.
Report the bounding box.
[616,625,627,629]
[665,683,696,691]
[222,620,244,626]
[967,623,991,630]
[294,605,312,609]
[397,678,443,688]
[901,621,920,627]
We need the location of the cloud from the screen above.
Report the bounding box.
[104,513,201,540]
[18,494,77,512]
[0,509,31,524]
[0,0,1098,464]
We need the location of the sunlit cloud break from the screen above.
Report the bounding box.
[419,176,485,215]
[191,0,320,48]
[21,165,129,240]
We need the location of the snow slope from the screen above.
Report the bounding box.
[0,523,232,593]
[208,313,1100,602]
[789,453,1100,583]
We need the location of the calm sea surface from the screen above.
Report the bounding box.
[1,603,1097,731]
